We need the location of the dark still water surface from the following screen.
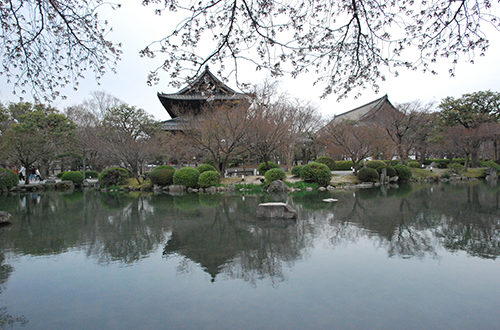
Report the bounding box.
[0,182,499,329]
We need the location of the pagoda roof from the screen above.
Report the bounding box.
[158,66,247,119]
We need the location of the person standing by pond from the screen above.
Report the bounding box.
[19,166,26,181]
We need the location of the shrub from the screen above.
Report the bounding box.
[300,162,332,186]
[197,164,217,174]
[56,171,66,179]
[366,160,386,170]
[173,167,200,188]
[84,170,99,179]
[265,168,286,183]
[150,167,176,186]
[155,165,176,171]
[291,165,303,177]
[386,166,397,177]
[333,160,354,170]
[99,167,130,187]
[448,162,464,174]
[441,172,451,179]
[257,161,279,175]
[393,164,412,181]
[407,161,421,168]
[357,167,379,182]
[0,168,19,191]
[315,156,335,170]
[481,160,500,171]
[61,171,84,186]
[198,170,221,188]
[384,159,401,166]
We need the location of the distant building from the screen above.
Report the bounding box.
[157,66,248,131]
[327,94,399,126]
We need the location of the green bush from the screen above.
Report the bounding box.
[315,156,335,170]
[84,170,99,179]
[99,167,130,187]
[366,160,386,170]
[173,167,200,188]
[265,168,286,183]
[150,167,176,186]
[56,171,66,179]
[0,168,19,191]
[481,160,500,171]
[394,164,412,181]
[198,170,221,188]
[386,166,397,177]
[291,165,303,177]
[197,164,217,174]
[61,171,84,186]
[384,159,401,166]
[334,160,354,170]
[448,162,464,174]
[357,167,379,182]
[257,161,280,175]
[441,172,451,179]
[300,162,332,186]
[407,161,421,168]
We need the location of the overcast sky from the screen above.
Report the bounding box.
[1,2,499,121]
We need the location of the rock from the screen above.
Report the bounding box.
[327,185,335,191]
[318,186,327,192]
[322,198,338,203]
[162,186,170,191]
[356,182,374,188]
[374,182,381,187]
[217,186,226,192]
[256,202,297,219]
[55,180,74,191]
[306,187,313,192]
[389,176,399,183]
[42,182,56,190]
[267,180,289,193]
[169,185,186,193]
[44,179,56,184]
[0,211,12,225]
[205,186,217,194]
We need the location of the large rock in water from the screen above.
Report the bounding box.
[256,202,297,219]
[0,211,12,225]
[267,180,289,193]
[55,180,74,190]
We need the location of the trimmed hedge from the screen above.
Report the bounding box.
[150,166,176,186]
[480,160,500,171]
[56,172,66,179]
[366,160,386,170]
[99,167,130,187]
[315,156,335,170]
[300,162,332,186]
[197,164,217,174]
[448,162,464,174]
[291,165,303,177]
[61,171,84,186]
[0,168,19,191]
[173,167,200,188]
[407,161,421,168]
[85,170,100,179]
[257,161,280,175]
[265,168,286,183]
[333,160,354,170]
[394,164,412,181]
[357,167,379,182]
[198,170,220,188]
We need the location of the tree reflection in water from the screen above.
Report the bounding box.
[0,181,498,288]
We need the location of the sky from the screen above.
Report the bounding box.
[1,2,499,121]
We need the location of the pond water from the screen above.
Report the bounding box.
[0,182,499,329]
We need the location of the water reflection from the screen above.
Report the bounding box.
[0,182,498,284]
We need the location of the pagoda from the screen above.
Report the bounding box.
[158,66,248,131]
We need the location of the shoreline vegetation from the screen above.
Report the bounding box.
[3,165,497,195]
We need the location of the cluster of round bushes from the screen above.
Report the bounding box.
[393,164,412,181]
[407,161,421,168]
[357,167,379,182]
[257,161,279,175]
[299,162,332,186]
[291,165,303,177]
[0,168,19,191]
[148,164,221,189]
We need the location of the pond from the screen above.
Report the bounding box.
[0,182,499,329]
